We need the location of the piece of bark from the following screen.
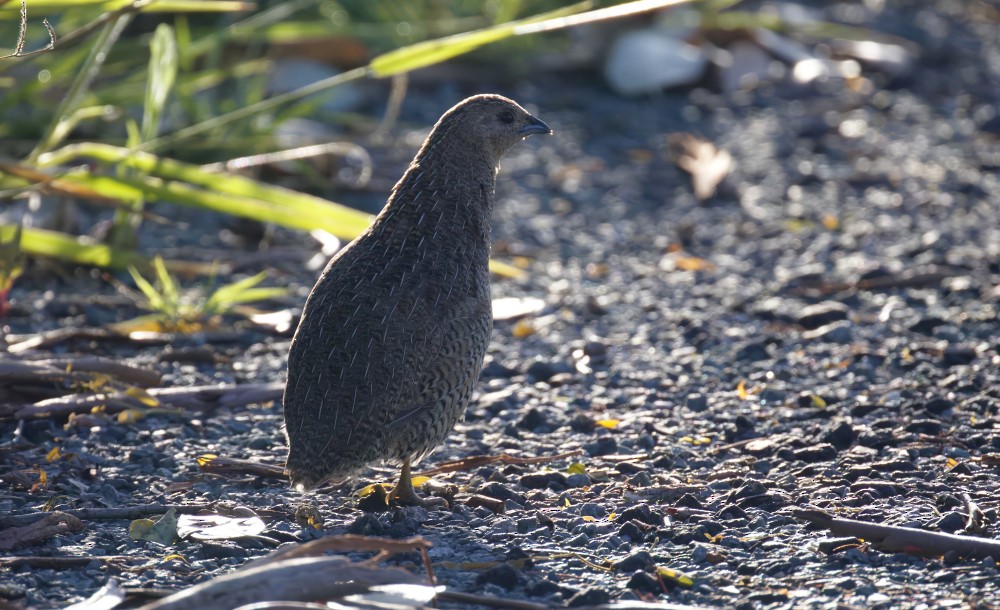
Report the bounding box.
[0,512,83,551]
[795,508,1000,559]
[10,382,283,420]
[139,557,423,610]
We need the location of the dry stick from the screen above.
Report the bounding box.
[437,591,707,610]
[198,456,287,480]
[6,327,122,353]
[795,508,1000,559]
[0,555,137,568]
[962,493,987,535]
[6,326,249,354]
[138,557,423,610]
[415,449,583,478]
[0,512,83,551]
[12,381,284,420]
[0,356,161,387]
[0,503,214,528]
[245,533,437,589]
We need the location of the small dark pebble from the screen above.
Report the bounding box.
[583,435,618,456]
[717,504,749,522]
[825,421,856,449]
[905,419,942,435]
[802,320,852,343]
[686,392,708,412]
[480,357,517,379]
[567,588,611,607]
[619,504,664,527]
[613,551,654,572]
[479,482,525,504]
[817,537,863,554]
[942,346,977,366]
[476,563,520,589]
[909,316,947,334]
[933,511,966,533]
[626,570,662,595]
[924,397,954,415]
[735,340,770,362]
[526,360,571,382]
[520,472,567,489]
[797,301,849,330]
[517,408,548,430]
[357,485,391,513]
[794,443,838,462]
[618,520,652,542]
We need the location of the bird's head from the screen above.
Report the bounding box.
[431,94,551,165]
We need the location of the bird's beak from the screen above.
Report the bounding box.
[518,115,552,136]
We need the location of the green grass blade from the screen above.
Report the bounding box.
[142,24,178,143]
[0,224,143,269]
[128,265,167,313]
[38,144,374,239]
[0,1,253,17]
[368,1,591,78]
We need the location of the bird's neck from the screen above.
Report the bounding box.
[376,147,498,250]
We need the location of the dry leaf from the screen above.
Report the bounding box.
[671,134,732,201]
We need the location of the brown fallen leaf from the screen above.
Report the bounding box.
[670,133,733,201]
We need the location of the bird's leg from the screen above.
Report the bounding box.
[389,458,447,508]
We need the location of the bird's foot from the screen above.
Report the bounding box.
[388,483,449,509]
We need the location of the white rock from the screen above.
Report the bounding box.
[603,29,707,96]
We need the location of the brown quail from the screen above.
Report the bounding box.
[283,94,551,506]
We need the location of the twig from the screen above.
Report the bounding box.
[245,534,437,590]
[437,590,707,610]
[197,456,287,480]
[371,73,409,143]
[415,449,583,477]
[11,381,283,420]
[962,493,987,535]
[794,507,1000,559]
[0,355,161,387]
[0,512,82,551]
[0,503,214,528]
[0,555,138,568]
[138,557,423,610]
[0,0,56,60]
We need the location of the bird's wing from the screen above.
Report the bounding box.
[386,294,492,432]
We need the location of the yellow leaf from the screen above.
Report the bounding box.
[117,409,146,424]
[512,319,536,339]
[46,447,61,462]
[196,454,218,467]
[657,566,694,587]
[162,554,187,563]
[608,512,617,521]
[582,515,596,522]
[946,457,958,469]
[31,469,47,493]
[822,214,840,230]
[410,476,431,488]
[809,394,827,408]
[563,497,571,508]
[672,255,716,272]
[125,386,160,407]
[737,380,747,400]
[596,418,620,429]
[566,462,586,475]
[355,483,393,498]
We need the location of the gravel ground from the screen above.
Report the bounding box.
[3,1,1000,608]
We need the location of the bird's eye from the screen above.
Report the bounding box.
[497,110,515,124]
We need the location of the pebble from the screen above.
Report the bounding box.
[802,320,853,343]
[797,301,850,330]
